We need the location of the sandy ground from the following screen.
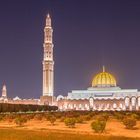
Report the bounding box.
[0,119,140,138]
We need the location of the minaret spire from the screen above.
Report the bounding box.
[47,13,50,18]
[2,84,7,98]
[103,65,105,72]
[43,13,54,97]
[46,13,51,27]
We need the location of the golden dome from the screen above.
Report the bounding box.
[92,66,116,87]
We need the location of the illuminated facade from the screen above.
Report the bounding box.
[56,67,140,111]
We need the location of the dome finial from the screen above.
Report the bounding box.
[103,65,105,72]
[47,13,50,18]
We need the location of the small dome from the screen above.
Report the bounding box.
[92,66,116,87]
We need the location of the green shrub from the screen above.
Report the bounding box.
[123,117,136,129]
[75,116,84,123]
[15,117,27,127]
[91,120,106,133]
[48,116,56,125]
[64,118,76,128]
[131,113,139,120]
[0,103,58,112]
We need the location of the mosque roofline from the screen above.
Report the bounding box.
[66,97,125,100]
[69,88,138,93]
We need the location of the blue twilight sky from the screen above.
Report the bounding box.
[0,0,140,98]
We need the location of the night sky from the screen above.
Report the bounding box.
[0,0,140,98]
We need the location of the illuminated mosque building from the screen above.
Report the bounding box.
[56,66,140,111]
[44,13,140,111]
[0,14,140,111]
[46,14,140,111]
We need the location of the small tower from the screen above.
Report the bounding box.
[2,85,7,98]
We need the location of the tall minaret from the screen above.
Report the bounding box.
[2,85,7,98]
[42,14,54,97]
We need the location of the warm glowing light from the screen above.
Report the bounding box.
[92,67,116,87]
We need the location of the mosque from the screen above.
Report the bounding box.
[56,67,140,111]
[41,14,140,111]
[0,14,140,111]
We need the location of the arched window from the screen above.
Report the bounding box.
[131,97,136,107]
[106,103,110,109]
[119,103,123,109]
[125,97,130,107]
[64,103,67,109]
[89,97,94,108]
[85,104,89,110]
[74,104,76,108]
[113,103,117,109]
[79,104,82,108]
